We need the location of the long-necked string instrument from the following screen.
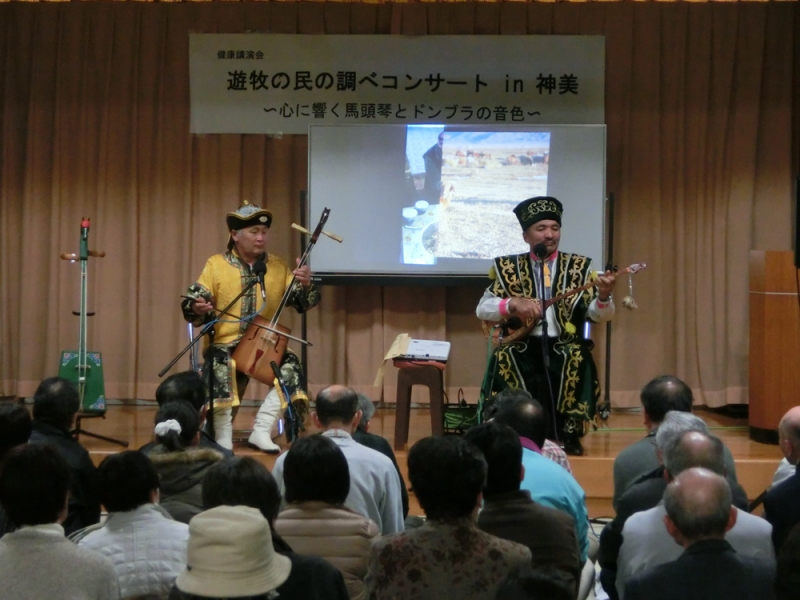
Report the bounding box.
[482,263,648,346]
[60,218,107,413]
[232,208,334,385]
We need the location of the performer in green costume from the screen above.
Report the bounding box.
[476,196,616,455]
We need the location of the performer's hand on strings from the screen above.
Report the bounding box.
[507,297,542,323]
[597,270,616,301]
[294,258,312,288]
[192,297,216,316]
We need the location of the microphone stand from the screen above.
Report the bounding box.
[159,275,260,438]
[536,252,560,443]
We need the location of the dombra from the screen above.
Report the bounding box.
[482,263,647,346]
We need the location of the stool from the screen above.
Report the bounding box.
[393,361,445,451]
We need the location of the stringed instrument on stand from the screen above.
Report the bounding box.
[232,208,334,385]
[482,263,648,346]
[59,219,128,447]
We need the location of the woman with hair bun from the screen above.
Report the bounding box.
[145,400,224,523]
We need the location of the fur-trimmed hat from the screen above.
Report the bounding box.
[226,201,272,250]
[513,196,563,231]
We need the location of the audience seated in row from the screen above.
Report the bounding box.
[0,401,31,538]
[486,388,573,474]
[195,455,349,600]
[625,468,775,600]
[616,430,775,598]
[464,422,582,595]
[274,435,380,600]
[364,435,532,600]
[612,375,738,510]
[143,401,225,524]
[492,392,589,564]
[764,406,800,553]
[168,505,292,600]
[776,522,800,600]
[599,410,748,599]
[271,385,404,535]
[353,393,409,519]
[0,444,119,600]
[140,370,232,459]
[29,377,102,535]
[77,451,190,599]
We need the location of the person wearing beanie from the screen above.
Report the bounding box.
[476,196,616,455]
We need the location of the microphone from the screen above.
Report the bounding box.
[505,316,523,330]
[532,242,548,260]
[252,253,267,300]
[270,361,283,385]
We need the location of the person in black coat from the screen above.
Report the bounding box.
[28,377,100,536]
[625,468,775,600]
[764,406,800,553]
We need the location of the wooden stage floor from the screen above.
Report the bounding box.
[78,404,784,519]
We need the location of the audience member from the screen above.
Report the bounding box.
[0,402,31,538]
[353,393,409,518]
[78,451,189,599]
[599,412,748,599]
[612,376,737,509]
[0,444,119,600]
[29,376,101,535]
[625,468,775,600]
[201,456,349,600]
[486,388,572,473]
[492,395,589,563]
[764,406,800,552]
[144,401,224,523]
[464,422,581,595]
[275,435,380,600]
[272,385,404,534]
[364,436,531,600]
[616,430,775,598]
[776,522,800,600]
[140,370,232,458]
[494,567,574,600]
[168,505,290,600]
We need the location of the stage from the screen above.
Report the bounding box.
[76,403,784,519]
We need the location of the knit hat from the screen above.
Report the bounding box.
[175,505,291,598]
[513,196,563,231]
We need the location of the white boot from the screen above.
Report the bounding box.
[248,388,282,454]
[212,406,233,450]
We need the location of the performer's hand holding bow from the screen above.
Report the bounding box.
[507,297,543,323]
[192,296,216,316]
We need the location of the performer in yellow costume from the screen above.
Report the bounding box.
[182,202,320,452]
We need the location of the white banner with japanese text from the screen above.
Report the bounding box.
[189,34,605,134]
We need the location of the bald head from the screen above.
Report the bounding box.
[779,406,800,464]
[664,468,734,545]
[664,431,725,478]
[314,385,360,428]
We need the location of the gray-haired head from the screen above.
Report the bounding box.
[664,467,732,542]
[664,430,726,477]
[356,394,376,432]
[655,411,709,456]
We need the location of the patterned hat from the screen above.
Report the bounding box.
[226,201,272,250]
[227,201,272,231]
[513,196,563,230]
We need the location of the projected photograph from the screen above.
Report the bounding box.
[402,128,550,264]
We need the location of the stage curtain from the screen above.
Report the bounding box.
[0,3,796,408]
